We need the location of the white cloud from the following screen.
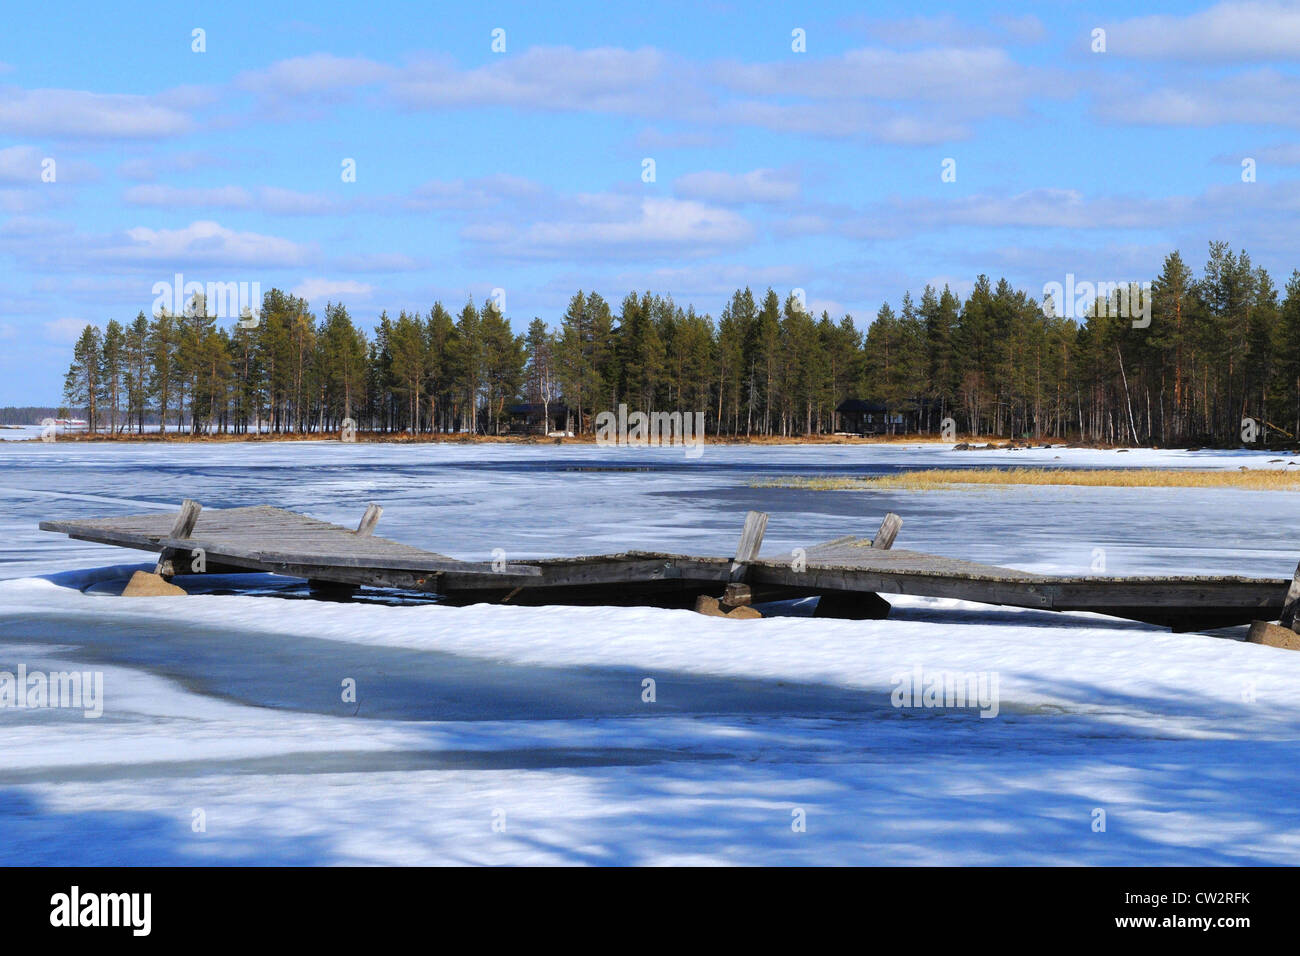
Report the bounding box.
[605,263,803,298]
[117,152,225,183]
[0,147,95,186]
[404,174,541,211]
[633,127,726,151]
[463,195,754,259]
[720,99,968,143]
[259,187,342,215]
[778,181,1300,245]
[707,46,1064,142]
[0,88,191,138]
[291,278,373,302]
[123,184,344,216]
[44,317,94,343]
[0,216,72,239]
[329,252,423,272]
[1105,1,1300,61]
[0,186,53,213]
[844,14,1046,47]
[124,184,253,208]
[674,168,799,204]
[716,47,1049,106]
[1094,69,1300,127]
[1251,143,1300,164]
[390,47,671,114]
[237,54,394,97]
[101,220,309,267]
[233,43,1063,144]
[0,145,43,183]
[995,15,1047,44]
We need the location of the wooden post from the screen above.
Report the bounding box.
[730,511,768,581]
[170,499,201,539]
[871,512,901,550]
[155,499,200,575]
[1280,559,1300,631]
[356,503,383,537]
[697,511,769,614]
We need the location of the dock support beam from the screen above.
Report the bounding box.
[815,511,900,620]
[308,579,359,600]
[155,499,201,576]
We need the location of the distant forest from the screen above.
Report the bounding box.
[54,242,1300,445]
[0,407,69,426]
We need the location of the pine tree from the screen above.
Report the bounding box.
[390,310,427,432]
[319,303,368,428]
[100,319,126,434]
[64,325,102,431]
[480,299,525,435]
[147,311,176,437]
[525,318,558,433]
[425,303,455,432]
[1275,271,1300,439]
[125,313,150,434]
[454,300,483,433]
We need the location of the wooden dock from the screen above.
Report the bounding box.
[39,501,1300,633]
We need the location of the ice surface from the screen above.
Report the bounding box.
[1,440,1298,864]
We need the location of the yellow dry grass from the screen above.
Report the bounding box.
[754,466,1300,492]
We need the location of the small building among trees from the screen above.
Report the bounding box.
[835,398,923,435]
[505,402,570,435]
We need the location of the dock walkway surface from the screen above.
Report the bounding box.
[40,501,1297,632]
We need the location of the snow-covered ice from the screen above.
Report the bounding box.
[1,440,1298,864]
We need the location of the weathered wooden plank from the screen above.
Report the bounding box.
[446,557,695,592]
[735,511,768,563]
[748,561,1056,607]
[356,504,383,536]
[154,537,541,577]
[1044,579,1285,610]
[730,511,768,582]
[49,507,456,561]
[871,512,902,550]
[170,499,202,538]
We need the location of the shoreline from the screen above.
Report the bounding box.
[7,431,1300,453]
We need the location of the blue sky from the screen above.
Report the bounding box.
[3,0,1300,403]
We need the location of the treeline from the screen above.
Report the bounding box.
[0,407,72,426]
[60,242,1300,445]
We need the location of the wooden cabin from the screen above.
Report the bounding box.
[505,402,570,436]
[836,398,919,435]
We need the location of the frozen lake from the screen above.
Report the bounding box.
[1,440,1299,864]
